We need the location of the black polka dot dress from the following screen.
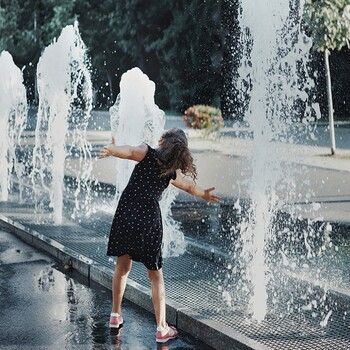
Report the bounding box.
[107,145,176,270]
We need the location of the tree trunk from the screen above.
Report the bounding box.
[324,49,336,155]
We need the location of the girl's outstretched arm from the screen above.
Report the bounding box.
[98,137,148,162]
[170,170,220,203]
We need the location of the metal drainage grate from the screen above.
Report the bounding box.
[1,202,350,350]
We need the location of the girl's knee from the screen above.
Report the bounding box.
[147,268,163,282]
[115,255,132,275]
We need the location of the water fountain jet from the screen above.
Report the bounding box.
[109,67,186,257]
[0,51,28,202]
[32,22,93,224]
[236,0,320,322]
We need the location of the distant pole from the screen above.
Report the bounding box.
[324,49,336,155]
[34,10,39,104]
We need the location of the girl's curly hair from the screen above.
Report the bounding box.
[156,128,197,181]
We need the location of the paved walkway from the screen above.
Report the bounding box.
[78,118,350,224]
[0,229,213,350]
[2,204,350,350]
[1,117,350,349]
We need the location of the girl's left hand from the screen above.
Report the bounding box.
[203,187,220,202]
[98,137,117,159]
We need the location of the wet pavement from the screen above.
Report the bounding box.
[3,203,350,350]
[0,229,213,350]
[2,116,350,349]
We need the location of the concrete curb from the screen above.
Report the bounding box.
[0,214,268,350]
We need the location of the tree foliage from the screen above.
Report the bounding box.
[108,0,223,110]
[220,0,241,119]
[0,0,226,111]
[304,0,350,120]
[151,0,223,110]
[2,0,350,118]
[304,0,350,51]
[0,0,76,101]
[109,0,171,107]
[0,0,75,64]
[74,0,125,107]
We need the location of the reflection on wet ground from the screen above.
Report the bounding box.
[0,230,213,349]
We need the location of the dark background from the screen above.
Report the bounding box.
[0,0,349,120]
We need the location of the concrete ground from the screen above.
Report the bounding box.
[74,117,350,224]
[24,113,350,223]
[2,115,350,350]
[0,229,213,350]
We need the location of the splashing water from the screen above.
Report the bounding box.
[109,67,186,257]
[237,1,319,322]
[32,22,93,224]
[0,51,28,202]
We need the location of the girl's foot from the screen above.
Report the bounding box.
[109,312,123,329]
[156,325,178,343]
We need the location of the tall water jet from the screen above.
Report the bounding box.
[237,1,319,322]
[109,67,185,256]
[0,51,28,202]
[32,22,93,224]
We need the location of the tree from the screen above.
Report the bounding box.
[1,0,225,111]
[109,0,170,107]
[74,0,125,107]
[304,0,350,154]
[0,0,37,65]
[152,0,223,111]
[106,0,223,111]
[0,0,76,103]
[220,0,242,120]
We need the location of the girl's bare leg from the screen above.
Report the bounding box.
[112,254,132,314]
[147,268,167,328]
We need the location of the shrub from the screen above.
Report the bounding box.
[182,105,224,132]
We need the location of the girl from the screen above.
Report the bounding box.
[99,128,219,343]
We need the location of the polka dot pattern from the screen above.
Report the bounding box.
[107,145,176,270]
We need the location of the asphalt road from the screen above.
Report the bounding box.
[25,108,350,150]
[0,229,213,350]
